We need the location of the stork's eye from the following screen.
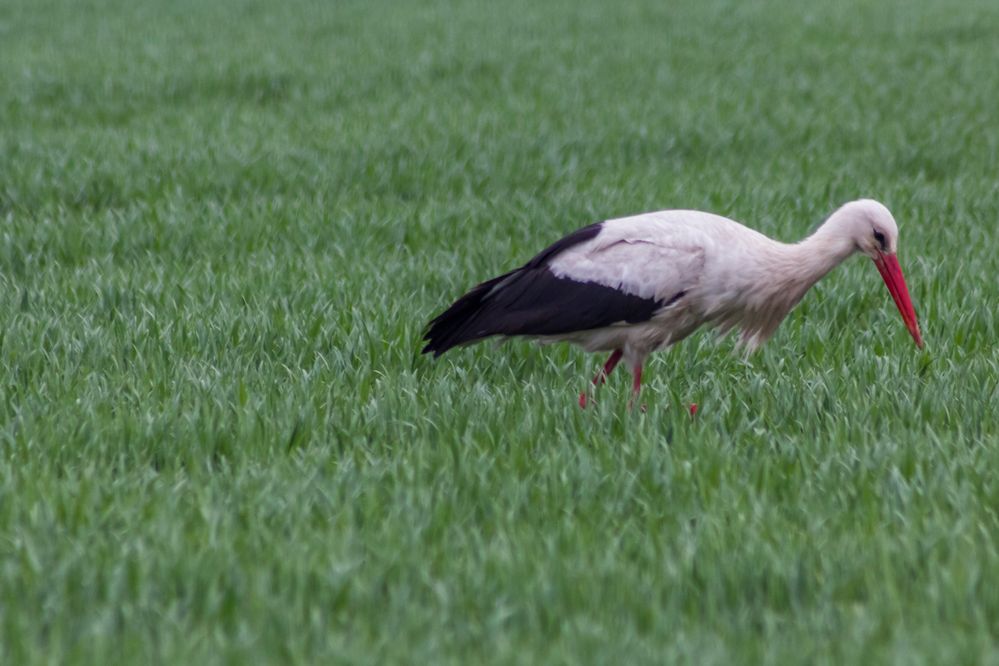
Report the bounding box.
[872,229,887,251]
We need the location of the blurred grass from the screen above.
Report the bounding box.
[2,0,999,663]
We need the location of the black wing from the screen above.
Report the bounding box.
[421,223,664,356]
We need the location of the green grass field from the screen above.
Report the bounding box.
[2,0,999,662]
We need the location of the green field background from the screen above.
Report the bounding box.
[2,0,998,663]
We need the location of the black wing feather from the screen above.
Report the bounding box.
[422,222,664,356]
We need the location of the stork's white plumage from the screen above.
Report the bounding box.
[423,199,923,407]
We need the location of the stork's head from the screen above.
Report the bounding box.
[832,198,900,258]
[826,199,924,349]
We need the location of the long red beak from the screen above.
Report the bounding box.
[872,252,924,348]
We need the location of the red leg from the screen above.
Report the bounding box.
[627,363,643,411]
[594,349,623,386]
[579,349,623,408]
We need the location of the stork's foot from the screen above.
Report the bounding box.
[626,394,648,413]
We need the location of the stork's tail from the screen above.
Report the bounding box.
[421,271,515,356]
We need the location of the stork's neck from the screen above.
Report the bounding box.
[702,215,862,351]
[753,223,858,307]
[789,223,858,284]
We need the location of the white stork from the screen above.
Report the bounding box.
[423,199,923,408]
